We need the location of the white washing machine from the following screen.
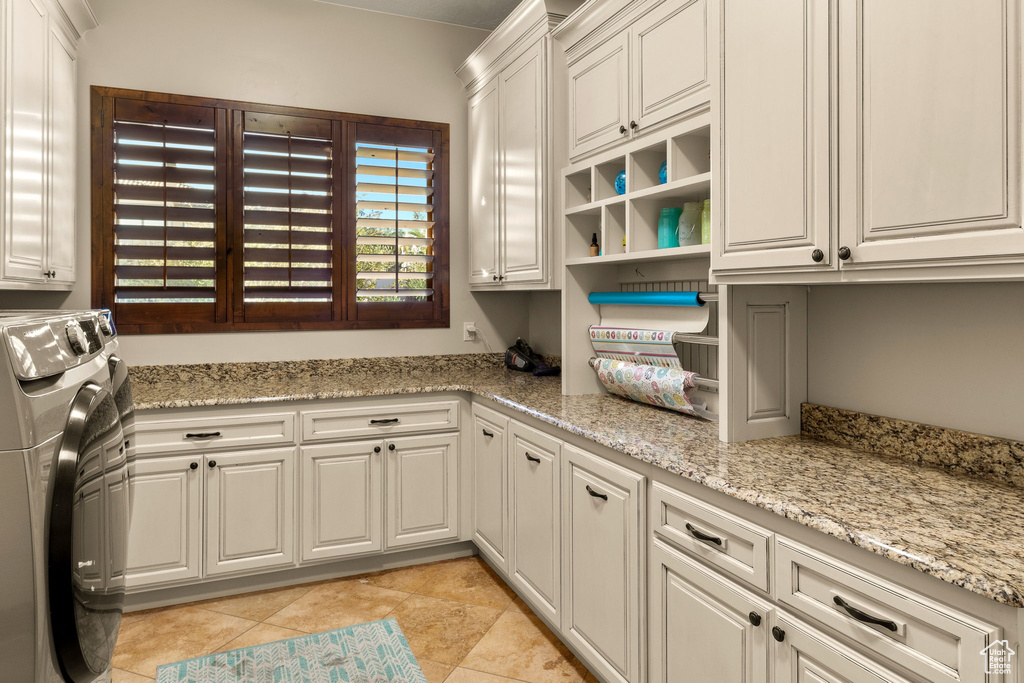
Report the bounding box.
[0,310,134,683]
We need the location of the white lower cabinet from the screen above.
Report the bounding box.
[472,404,509,570]
[775,612,914,683]
[650,538,771,683]
[300,440,382,562]
[385,433,459,549]
[126,455,202,588]
[561,444,645,683]
[205,447,295,576]
[509,420,561,625]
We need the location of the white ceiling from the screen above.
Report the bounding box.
[314,0,521,30]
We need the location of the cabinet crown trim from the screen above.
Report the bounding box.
[456,0,578,90]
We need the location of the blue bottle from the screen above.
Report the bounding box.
[614,170,626,195]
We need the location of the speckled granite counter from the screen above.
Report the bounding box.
[129,354,1024,608]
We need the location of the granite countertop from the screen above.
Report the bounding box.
[129,354,1024,608]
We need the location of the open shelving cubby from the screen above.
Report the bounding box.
[561,114,712,265]
[561,110,723,423]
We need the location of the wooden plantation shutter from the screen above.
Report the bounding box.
[352,122,447,323]
[237,112,338,323]
[93,87,449,333]
[108,98,226,325]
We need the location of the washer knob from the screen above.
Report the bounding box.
[66,322,88,355]
[97,316,113,336]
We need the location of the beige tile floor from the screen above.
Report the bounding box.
[111,555,598,683]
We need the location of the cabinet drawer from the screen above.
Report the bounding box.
[135,411,296,456]
[301,400,459,442]
[776,537,1000,683]
[651,482,771,592]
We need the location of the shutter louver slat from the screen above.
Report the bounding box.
[112,117,218,305]
[242,124,334,307]
[355,141,435,302]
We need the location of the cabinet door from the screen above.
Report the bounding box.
[46,19,76,284]
[837,0,1023,266]
[3,0,48,282]
[650,540,770,683]
[205,447,295,576]
[500,38,548,284]
[509,421,561,625]
[300,441,381,563]
[126,455,202,589]
[561,444,644,683]
[471,405,509,570]
[568,31,630,159]
[468,79,501,286]
[631,0,710,131]
[385,433,459,549]
[715,0,834,273]
[775,612,914,683]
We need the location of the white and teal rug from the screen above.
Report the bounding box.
[155,618,427,683]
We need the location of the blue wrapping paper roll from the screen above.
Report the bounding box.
[587,291,704,307]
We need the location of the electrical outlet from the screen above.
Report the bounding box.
[463,322,478,341]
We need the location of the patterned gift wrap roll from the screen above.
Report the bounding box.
[589,326,681,368]
[592,358,716,421]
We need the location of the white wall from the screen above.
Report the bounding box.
[807,283,1024,441]
[0,0,550,366]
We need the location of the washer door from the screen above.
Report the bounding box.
[48,381,128,683]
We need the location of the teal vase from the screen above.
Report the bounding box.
[658,208,682,249]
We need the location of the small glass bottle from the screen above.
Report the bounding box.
[590,233,600,257]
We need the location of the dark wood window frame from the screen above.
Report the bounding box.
[91,86,450,334]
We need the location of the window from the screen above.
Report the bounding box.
[91,87,449,333]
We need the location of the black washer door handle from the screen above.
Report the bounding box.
[585,485,607,501]
[833,596,898,632]
[370,418,400,425]
[685,522,723,546]
[186,431,221,439]
[525,453,541,463]
[482,428,494,437]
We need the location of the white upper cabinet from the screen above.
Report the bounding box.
[567,31,630,159]
[458,0,579,290]
[468,79,501,286]
[1,0,91,289]
[46,17,77,284]
[561,0,712,161]
[714,0,1024,281]
[500,40,548,284]
[631,0,709,132]
[3,0,49,283]
[837,0,1023,268]
[714,0,833,273]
